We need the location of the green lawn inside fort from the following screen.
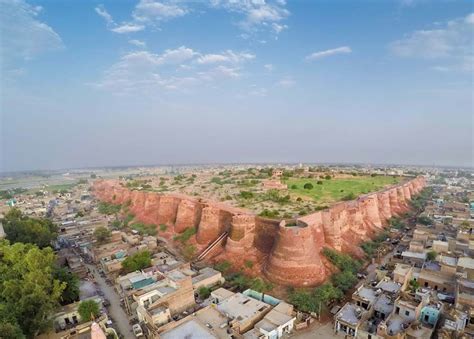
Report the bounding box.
[285,175,401,204]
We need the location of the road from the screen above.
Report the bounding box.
[290,322,340,338]
[87,264,135,338]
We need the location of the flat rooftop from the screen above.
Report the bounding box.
[160,318,216,339]
[336,303,366,326]
[217,293,271,324]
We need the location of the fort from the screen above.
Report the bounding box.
[93,176,425,287]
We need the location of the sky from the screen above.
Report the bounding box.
[0,0,473,172]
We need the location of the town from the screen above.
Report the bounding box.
[0,164,472,339]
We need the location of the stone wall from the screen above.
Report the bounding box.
[93,176,426,287]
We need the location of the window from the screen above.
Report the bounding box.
[396,307,400,314]
[424,282,429,287]
[405,310,410,316]
[424,315,429,322]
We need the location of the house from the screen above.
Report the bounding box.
[334,302,369,337]
[249,302,295,339]
[52,296,103,331]
[378,293,427,337]
[393,263,413,291]
[417,268,456,293]
[352,285,378,310]
[216,292,272,333]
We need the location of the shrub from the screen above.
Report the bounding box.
[324,175,331,180]
[317,180,323,185]
[160,224,168,232]
[258,209,280,218]
[291,184,298,189]
[98,202,121,215]
[244,260,254,269]
[341,192,356,201]
[240,191,254,199]
[174,227,197,243]
[303,183,314,190]
[331,270,357,292]
[215,260,232,273]
[323,248,361,274]
[183,245,196,260]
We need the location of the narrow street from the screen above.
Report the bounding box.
[87,264,135,338]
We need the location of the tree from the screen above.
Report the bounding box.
[427,250,437,261]
[250,278,273,294]
[0,241,65,337]
[409,279,419,292]
[303,183,314,190]
[93,226,111,243]
[317,180,323,185]
[122,251,152,273]
[313,283,343,306]
[198,286,211,299]
[53,267,79,305]
[78,300,100,322]
[90,173,97,179]
[331,270,357,292]
[215,260,231,273]
[324,175,332,180]
[2,208,58,248]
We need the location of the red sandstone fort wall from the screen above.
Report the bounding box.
[92,176,426,287]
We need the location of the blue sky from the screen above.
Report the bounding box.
[1,0,473,171]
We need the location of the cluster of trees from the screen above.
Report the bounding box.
[0,210,81,338]
[389,217,407,230]
[97,201,121,215]
[93,226,112,243]
[361,231,389,257]
[2,208,57,248]
[409,188,433,211]
[0,188,27,200]
[131,222,157,236]
[122,250,152,273]
[174,227,197,244]
[0,241,68,338]
[290,248,362,316]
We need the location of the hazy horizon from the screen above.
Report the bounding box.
[1,0,473,172]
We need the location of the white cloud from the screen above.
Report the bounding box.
[305,46,352,61]
[95,5,114,25]
[158,46,197,64]
[389,13,473,72]
[210,0,289,36]
[111,23,145,34]
[93,46,251,93]
[276,77,295,88]
[95,1,186,34]
[197,50,255,64]
[129,39,147,48]
[0,0,63,63]
[133,0,188,22]
[264,64,274,72]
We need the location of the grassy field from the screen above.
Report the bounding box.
[285,175,401,204]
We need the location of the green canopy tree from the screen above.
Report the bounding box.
[122,250,152,273]
[93,226,112,243]
[0,241,65,337]
[2,208,57,248]
[78,300,100,322]
[53,267,79,305]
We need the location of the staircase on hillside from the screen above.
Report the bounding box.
[197,232,228,261]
